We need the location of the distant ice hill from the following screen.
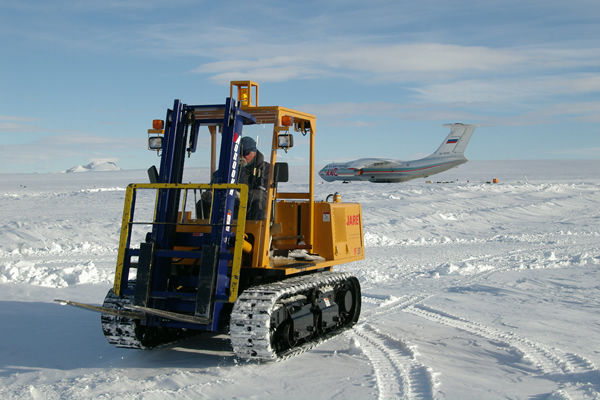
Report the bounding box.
[64,160,121,173]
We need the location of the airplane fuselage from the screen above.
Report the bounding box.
[319,156,467,183]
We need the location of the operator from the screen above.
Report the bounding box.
[238,136,270,220]
[198,136,269,220]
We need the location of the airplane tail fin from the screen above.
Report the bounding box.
[431,123,476,157]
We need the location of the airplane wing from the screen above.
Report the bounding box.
[346,158,400,169]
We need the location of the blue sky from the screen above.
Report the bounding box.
[1,0,599,173]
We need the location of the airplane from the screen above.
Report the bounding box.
[319,123,476,183]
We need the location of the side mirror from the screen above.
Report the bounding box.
[148,166,159,183]
[273,162,289,184]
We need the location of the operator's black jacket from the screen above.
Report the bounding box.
[201,151,270,220]
[239,150,270,220]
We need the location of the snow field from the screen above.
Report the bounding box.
[1,160,599,399]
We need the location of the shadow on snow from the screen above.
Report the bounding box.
[0,301,235,377]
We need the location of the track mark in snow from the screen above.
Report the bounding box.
[406,304,600,397]
[407,305,557,373]
[563,353,597,373]
[370,294,431,318]
[361,293,431,321]
[352,324,435,400]
[362,293,394,306]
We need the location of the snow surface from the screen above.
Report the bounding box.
[1,160,599,399]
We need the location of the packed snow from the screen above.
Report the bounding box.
[1,160,599,399]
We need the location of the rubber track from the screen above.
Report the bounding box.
[100,287,146,349]
[230,271,356,361]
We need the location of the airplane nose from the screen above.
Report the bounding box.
[318,166,329,181]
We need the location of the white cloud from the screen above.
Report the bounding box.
[88,156,119,163]
[551,147,600,157]
[0,115,37,121]
[188,39,600,87]
[0,122,31,131]
[134,25,250,57]
[204,66,323,84]
[0,116,39,132]
[37,133,139,149]
[300,98,600,128]
[189,42,528,82]
[193,42,529,82]
[327,43,524,74]
[300,101,480,125]
[413,73,600,104]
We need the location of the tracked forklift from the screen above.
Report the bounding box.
[58,81,364,360]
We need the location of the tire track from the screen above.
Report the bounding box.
[361,293,393,306]
[353,326,405,399]
[563,353,597,373]
[407,304,559,373]
[352,324,435,400]
[405,304,600,397]
[360,236,599,398]
[362,293,431,318]
[357,294,437,399]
